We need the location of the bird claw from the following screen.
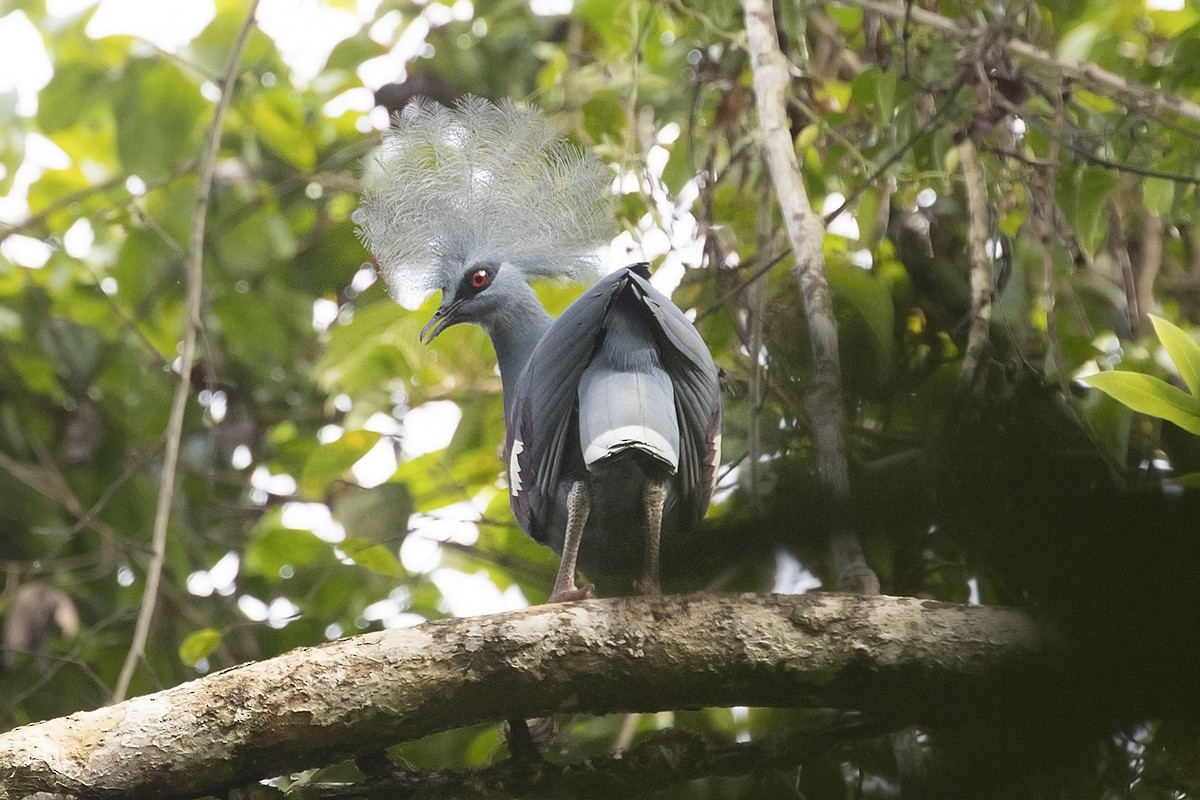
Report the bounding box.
[547,583,593,604]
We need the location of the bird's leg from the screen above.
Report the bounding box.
[635,479,667,596]
[549,480,592,603]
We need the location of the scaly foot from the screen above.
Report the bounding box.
[548,583,593,603]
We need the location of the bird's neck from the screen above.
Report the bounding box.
[485,290,552,419]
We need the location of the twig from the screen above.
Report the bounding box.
[838,0,1200,125]
[0,434,124,552]
[955,137,992,392]
[1135,206,1164,329]
[741,0,880,594]
[694,248,791,322]
[112,0,261,703]
[746,181,774,502]
[985,87,1200,185]
[1040,88,1072,399]
[1107,200,1141,339]
[823,74,969,226]
[0,162,196,246]
[610,712,641,755]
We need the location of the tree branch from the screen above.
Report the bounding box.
[956,137,993,392]
[323,718,895,799]
[112,0,262,704]
[741,0,880,593]
[0,594,1058,799]
[838,0,1200,125]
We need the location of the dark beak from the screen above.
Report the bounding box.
[419,298,462,344]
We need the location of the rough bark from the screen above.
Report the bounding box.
[0,593,1058,799]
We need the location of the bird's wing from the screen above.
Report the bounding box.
[627,269,723,526]
[506,269,627,539]
[506,265,722,538]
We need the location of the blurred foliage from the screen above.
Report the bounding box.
[1,0,1200,797]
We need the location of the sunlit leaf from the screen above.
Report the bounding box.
[1149,315,1200,399]
[1144,176,1176,216]
[1059,21,1102,61]
[178,628,222,667]
[1081,370,1200,435]
[248,88,318,172]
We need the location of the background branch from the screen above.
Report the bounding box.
[741,0,880,594]
[111,0,262,704]
[839,0,1200,125]
[956,137,993,392]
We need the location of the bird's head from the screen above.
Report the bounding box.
[421,260,526,342]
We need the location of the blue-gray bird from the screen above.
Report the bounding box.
[358,97,721,600]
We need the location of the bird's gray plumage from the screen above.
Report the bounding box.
[358,97,721,597]
[506,265,722,583]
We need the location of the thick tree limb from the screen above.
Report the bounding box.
[741,0,880,594]
[0,594,1059,800]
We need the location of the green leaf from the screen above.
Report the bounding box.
[394,449,501,511]
[214,203,297,275]
[179,628,222,666]
[1081,371,1200,435]
[248,88,317,172]
[36,60,107,133]
[113,59,206,179]
[1170,471,1200,488]
[189,1,277,77]
[827,260,894,381]
[1056,165,1117,254]
[340,537,405,578]
[332,483,413,545]
[1149,315,1200,398]
[1144,177,1175,216]
[581,89,626,142]
[1059,21,1102,62]
[299,430,383,497]
[244,516,332,578]
[325,34,384,75]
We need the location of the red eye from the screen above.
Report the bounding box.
[470,270,490,289]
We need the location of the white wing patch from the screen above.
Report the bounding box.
[508,438,524,496]
[583,425,679,470]
[710,433,722,491]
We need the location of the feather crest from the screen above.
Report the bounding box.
[358,96,614,305]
